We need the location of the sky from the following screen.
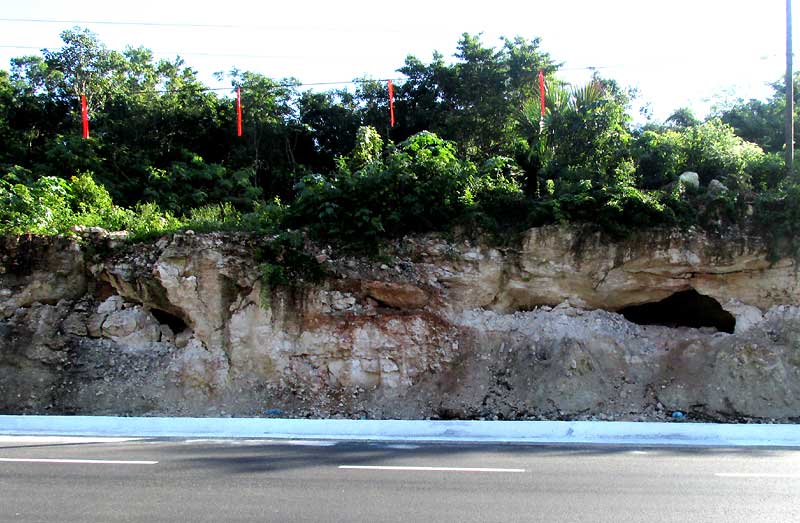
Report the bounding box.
[0,0,793,122]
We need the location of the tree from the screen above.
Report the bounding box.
[298,89,361,170]
[665,107,700,128]
[716,73,800,154]
[394,33,557,159]
[222,70,304,200]
[719,97,783,153]
[0,71,23,168]
[11,27,126,114]
[521,76,633,192]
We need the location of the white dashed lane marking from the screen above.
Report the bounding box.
[715,473,800,479]
[0,458,158,465]
[339,465,525,473]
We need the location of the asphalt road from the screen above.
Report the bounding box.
[1,436,799,522]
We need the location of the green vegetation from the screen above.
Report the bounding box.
[1,28,799,258]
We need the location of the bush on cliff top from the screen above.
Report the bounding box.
[0,172,130,235]
[1,124,797,260]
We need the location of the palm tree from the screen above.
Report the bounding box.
[518,77,630,192]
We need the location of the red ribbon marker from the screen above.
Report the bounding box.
[81,94,89,139]
[236,87,242,137]
[538,70,546,117]
[388,80,395,128]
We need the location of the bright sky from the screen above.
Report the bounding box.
[0,0,793,122]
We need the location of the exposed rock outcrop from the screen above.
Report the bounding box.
[1,226,798,421]
[0,235,87,316]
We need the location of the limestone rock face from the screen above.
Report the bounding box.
[656,306,800,419]
[100,306,163,349]
[363,281,429,310]
[0,236,86,317]
[434,226,795,326]
[1,227,799,421]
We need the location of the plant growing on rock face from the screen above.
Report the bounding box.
[254,231,326,308]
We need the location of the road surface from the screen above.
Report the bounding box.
[1,436,798,522]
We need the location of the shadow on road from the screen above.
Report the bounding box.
[156,440,800,475]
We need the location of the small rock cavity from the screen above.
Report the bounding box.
[618,289,736,333]
[148,308,188,334]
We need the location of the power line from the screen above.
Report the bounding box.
[0,44,388,61]
[0,17,291,30]
[0,43,633,74]
[0,43,405,91]
[76,78,407,96]
[1,43,783,75]
[0,17,411,33]
[193,79,406,92]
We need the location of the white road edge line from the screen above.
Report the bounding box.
[715,473,800,479]
[0,458,158,465]
[0,436,141,444]
[339,465,525,473]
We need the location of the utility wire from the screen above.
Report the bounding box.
[0,40,784,98]
[1,43,783,74]
[185,79,406,92]
[66,78,407,95]
[0,17,304,30]
[0,17,416,33]
[0,45,389,61]
[0,43,653,75]
[0,44,405,92]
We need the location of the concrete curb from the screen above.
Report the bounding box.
[2,416,800,447]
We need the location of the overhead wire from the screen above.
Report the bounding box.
[0,44,391,61]
[0,17,427,33]
[0,17,326,30]
[0,41,664,81]
[145,79,407,94]
[0,19,785,135]
[0,16,786,100]
[0,18,786,79]
[0,41,784,77]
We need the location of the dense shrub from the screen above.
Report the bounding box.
[753,180,800,260]
[462,156,535,233]
[748,152,786,191]
[634,119,766,190]
[0,175,73,234]
[633,128,687,188]
[0,171,131,234]
[1,31,795,252]
[543,177,676,238]
[124,202,182,242]
[143,157,261,214]
[290,128,476,248]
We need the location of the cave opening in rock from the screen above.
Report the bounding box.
[618,289,735,333]
[149,308,188,334]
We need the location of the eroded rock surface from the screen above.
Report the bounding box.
[1,226,798,421]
